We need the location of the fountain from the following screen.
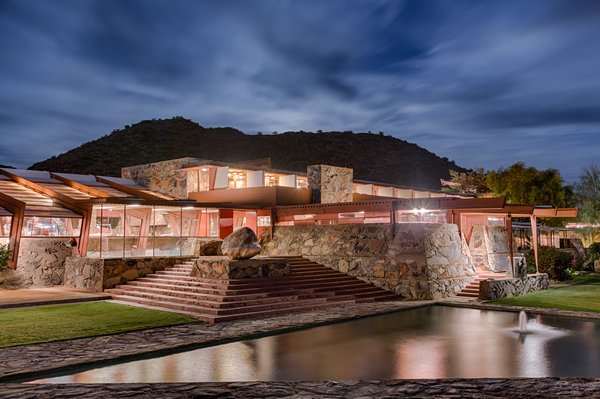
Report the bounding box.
[518,310,528,333]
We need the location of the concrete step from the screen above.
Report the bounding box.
[108,256,404,323]
[110,292,354,316]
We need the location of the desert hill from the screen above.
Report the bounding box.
[30,117,465,190]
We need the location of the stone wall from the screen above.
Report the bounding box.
[479,274,550,300]
[263,223,477,300]
[468,225,511,273]
[307,164,353,204]
[16,238,74,287]
[191,257,289,279]
[64,257,193,291]
[121,157,199,199]
[64,257,104,291]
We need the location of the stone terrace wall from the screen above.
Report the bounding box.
[192,257,289,279]
[121,157,199,199]
[479,274,550,300]
[64,257,192,292]
[263,223,476,300]
[16,238,74,287]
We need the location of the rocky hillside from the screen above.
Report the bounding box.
[30,117,465,189]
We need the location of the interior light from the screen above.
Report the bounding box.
[419,208,427,214]
[201,168,208,172]
[128,204,140,208]
[182,206,195,210]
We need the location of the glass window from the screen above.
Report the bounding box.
[22,217,81,237]
[100,204,125,258]
[396,210,447,224]
[152,206,181,257]
[0,216,11,237]
[125,204,155,257]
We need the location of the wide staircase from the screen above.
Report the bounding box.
[106,256,404,323]
[456,272,505,298]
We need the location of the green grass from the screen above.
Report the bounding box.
[489,273,600,313]
[0,301,198,348]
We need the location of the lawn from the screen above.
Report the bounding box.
[489,273,600,313]
[0,301,198,348]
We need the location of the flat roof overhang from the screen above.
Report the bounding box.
[274,197,507,217]
[74,197,265,210]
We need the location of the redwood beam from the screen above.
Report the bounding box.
[530,215,539,274]
[95,176,165,201]
[505,215,514,276]
[0,193,25,269]
[0,169,93,258]
[50,173,111,198]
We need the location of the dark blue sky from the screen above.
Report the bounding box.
[1,0,599,181]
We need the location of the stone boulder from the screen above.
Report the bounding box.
[221,227,262,260]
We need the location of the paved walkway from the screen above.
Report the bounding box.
[0,287,109,309]
[3,378,600,398]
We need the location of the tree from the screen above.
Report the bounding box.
[486,163,574,227]
[574,165,600,229]
[486,163,573,207]
[442,168,489,196]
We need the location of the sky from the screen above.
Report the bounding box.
[0,0,599,182]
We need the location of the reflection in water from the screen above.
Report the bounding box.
[31,306,600,383]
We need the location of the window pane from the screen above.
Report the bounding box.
[22,217,81,237]
[0,216,12,237]
[101,204,125,258]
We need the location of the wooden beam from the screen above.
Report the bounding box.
[530,215,539,274]
[505,215,514,276]
[0,169,92,258]
[95,176,166,201]
[0,193,25,269]
[50,173,111,198]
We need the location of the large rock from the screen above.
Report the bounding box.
[221,227,262,260]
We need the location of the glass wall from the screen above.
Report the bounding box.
[396,210,447,223]
[21,217,81,237]
[0,216,11,245]
[87,204,219,258]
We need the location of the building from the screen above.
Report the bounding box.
[0,158,577,299]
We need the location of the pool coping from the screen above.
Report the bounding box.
[439,300,600,320]
[1,299,599,384]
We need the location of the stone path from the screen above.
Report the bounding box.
[2,378,600,398]
[0,300,429,382]
[0,287,109,309]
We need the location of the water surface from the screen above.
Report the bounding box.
[31,306,600,383]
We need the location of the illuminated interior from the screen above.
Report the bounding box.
[0,215,11,245]
[87,204,220,258]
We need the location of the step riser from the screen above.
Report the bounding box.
[111,294,353,316]
[108,256,404,322]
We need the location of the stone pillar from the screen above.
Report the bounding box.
[307,164,353,204]
[121,157,200,199]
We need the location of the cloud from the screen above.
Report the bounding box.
[0,0,598,182]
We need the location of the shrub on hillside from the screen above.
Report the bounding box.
[526,247,573,281]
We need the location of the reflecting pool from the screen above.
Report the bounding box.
[31,306,600,383]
